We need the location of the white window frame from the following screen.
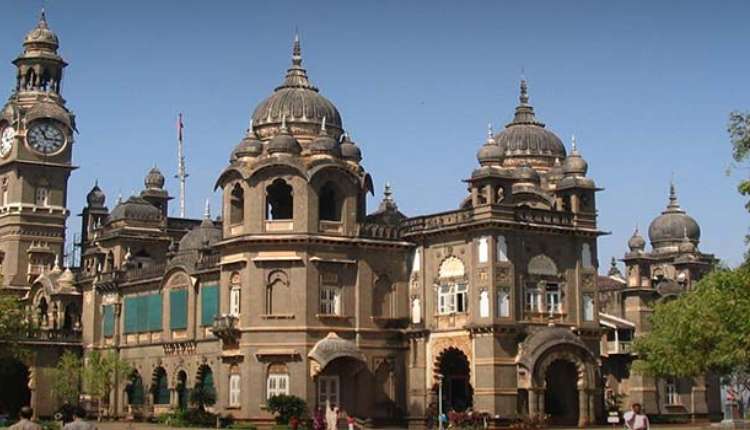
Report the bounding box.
[496,235,508,262]
[477,237,489,263]
[666,378,679,405]
[526,288,541,312]
[230,287,241,317]
[411,297,421,324]
[479,289,489,318]
[412,248,421,272]
[437,283,468,315]
[545,283,561,314]
[498,288,510,317]
[320,286,341,315]
[318,375,340,407]
[229,373,241,407]
[35,187,48,207]
[583,294,595,321]
[267,373,289,399]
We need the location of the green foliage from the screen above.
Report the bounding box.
[83,351,132,419]
[156,408,223,427]
[266,395,307,425]
[728,111,750,250]
[50,350,82,405]
[633,266,750,378]
[189,374,216,410]
[0,293,30,362]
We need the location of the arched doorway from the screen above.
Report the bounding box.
[125,371,145,407]
[435,348,472,412]
[544,360,579,426]
[176,371,188,410]
[152,367,170,406]
[0,358,30,418]
[193,365,216,410]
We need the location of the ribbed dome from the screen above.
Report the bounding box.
[494,80,566,169]
[110,196,162,222]
[23,11,59,49]
[562,139,588,176]
[231,132,263,161]
[251,35,343,142]
[86,183,106,208]
[340,133,362,162]
[477,124,505,166]
[512,164,541,183]
[309,117,339,156]
[144,167,165,189]
[648,184,700,252]
[267,118,301,155]
[179,217,222,252]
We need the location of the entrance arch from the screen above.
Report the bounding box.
[435,347,473,412]
[544,359,580,426]
[0,357,30,418]
[176,370,188,410]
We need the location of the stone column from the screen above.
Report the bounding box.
[528,389,537,417]
[578,389,588,427]
[537,389,545,416]
[588,389,596,424]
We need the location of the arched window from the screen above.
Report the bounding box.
[318,182,341,222]
[228,365,241,408]
[193,365,216,408]
[496,235,508,262]
[230,272,241,317]
[477,237,489,263]
[126,371,144,406]
[35,187,48,207]
[152,367,170,405]
[267,270,290,315]
[176,370,188,410]
[266,179,293,220]
[479,289,489,318]
[266,363,289,399]
[437,257,468,315]
[411,297,421,324]
[229,183,244,225]
[581,243,593,269]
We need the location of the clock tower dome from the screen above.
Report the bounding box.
[0,10,76,291]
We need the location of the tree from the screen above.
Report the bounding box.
[633,267,750,389]
[0,292,30,362]
[83,351,132,421]
[729,111,750,250]
[50,350,82,406]
[189,372,216,411]
[266,394,307,424]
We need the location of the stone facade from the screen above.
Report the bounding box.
[0,13,721,428]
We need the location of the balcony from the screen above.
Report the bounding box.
[19,328,82,345]
[606,340,633,355]
[211,314,240,347]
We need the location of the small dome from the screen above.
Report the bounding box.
[251,36,343,142]
[267,120,302,155]
[86,183,106,208]
[562,140,588,176]
[58,267,75,285]
[648,184,700,252]
[494,80,566,168]
[340,133,362,162]
[231,133,263,161]
[144,167,165,189]
[628,227,646,252]
[179,218,222,252]
[512,164,540,183]
[110,196,162,222]
[309,118,339,156]
[477,125,505,166]
[23,11,59,49]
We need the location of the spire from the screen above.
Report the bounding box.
[204,198,211,219]
[384,182,394,203]
[277,32,316,91]
[377,182,398,213]
[485,122,496,145]
[38,8,48,28]
[665,181,684,213]
[508,77,543,127]
[571,134,578,153]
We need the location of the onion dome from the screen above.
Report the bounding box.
[23,10,59,50]
[231,131,263,161]
[86,182,106,208]
[648,183,700,252]
[251,35,343,142]
[562,136,588,176]
[267,116,302,155]
[628,227,646,252]
[477,123,505,166]
[58,267,75,288]
[179,201,222,251]
[144,167,165,189]
[309,116,340,156]
[110,196,162,222]
[512,163,541,184]
[494,79,566,169]
[340,132,362,162]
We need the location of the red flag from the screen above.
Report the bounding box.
[177,113,184,142]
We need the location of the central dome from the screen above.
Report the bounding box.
[251,35,343,143]
[493,80,566,170]
[648,184,700,252]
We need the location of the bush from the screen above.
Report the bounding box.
[228,422,258,430]
[509,414,548,430]
[155,408,219,427]
[266,395,307,425]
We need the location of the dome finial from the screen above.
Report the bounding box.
[520,77,529,105]
[571,134,577,153]
[487,122,493,139]
[38,8,49,28]
[384,182,393,203]
[292,31,302,66]
[667,180,680,210]
[204,198,211,219]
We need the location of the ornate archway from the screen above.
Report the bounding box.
[434,347,473,412]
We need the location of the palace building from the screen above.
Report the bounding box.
[0,13,721,427]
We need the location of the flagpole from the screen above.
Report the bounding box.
[176,113,188,218]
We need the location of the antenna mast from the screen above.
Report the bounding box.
[176,113,188,218]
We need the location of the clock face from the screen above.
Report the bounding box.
[0,126,15,158]
[27,121,65,154]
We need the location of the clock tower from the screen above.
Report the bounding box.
[0,11,76,292]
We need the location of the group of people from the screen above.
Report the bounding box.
[9,407,96,430]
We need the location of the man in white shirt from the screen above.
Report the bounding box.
[624,403,649,430]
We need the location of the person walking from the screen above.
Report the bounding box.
[62,407,96,430]
[623,403,649,430]
[9,407,40,430]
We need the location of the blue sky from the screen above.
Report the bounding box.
[2,0,748,267]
